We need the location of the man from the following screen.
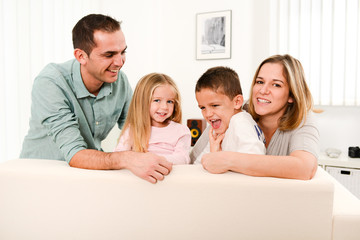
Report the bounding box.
[20,14,172,183]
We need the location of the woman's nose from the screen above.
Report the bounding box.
[259,84,270,94]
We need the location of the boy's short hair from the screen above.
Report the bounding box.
[195,66,242,99]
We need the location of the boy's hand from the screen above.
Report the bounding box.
[209,127,225,152]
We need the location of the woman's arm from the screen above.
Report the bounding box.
[201,150,317,180]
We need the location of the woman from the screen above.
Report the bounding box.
[191,54,319,180]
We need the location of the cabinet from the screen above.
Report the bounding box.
[318,153,360,199]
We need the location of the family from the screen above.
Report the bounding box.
[20,14,319,183]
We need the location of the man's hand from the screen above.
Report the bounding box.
[124,152,173,184]
[209,127,225,152]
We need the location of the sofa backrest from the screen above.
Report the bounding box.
[0,159,334,240]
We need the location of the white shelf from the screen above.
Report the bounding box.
[318,152,360,199]
[318,153,360,169]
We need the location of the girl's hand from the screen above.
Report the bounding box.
[209,127,225,152]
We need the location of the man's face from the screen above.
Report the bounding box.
[80,30,127,87]
[196,88,241,135]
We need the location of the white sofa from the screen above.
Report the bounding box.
[0,159,359,240]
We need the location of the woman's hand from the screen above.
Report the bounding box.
[201,151,230,174]
[209,127,225,152]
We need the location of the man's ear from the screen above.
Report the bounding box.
[233,94,244,110]
[74,48,88,65]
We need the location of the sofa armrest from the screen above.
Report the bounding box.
[318,167,360,240]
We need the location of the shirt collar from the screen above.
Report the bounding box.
[73,60,113,99]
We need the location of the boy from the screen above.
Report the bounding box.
[192,66,265,164]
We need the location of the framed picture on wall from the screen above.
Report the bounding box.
[196,10,232,60]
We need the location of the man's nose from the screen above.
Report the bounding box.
[114,54,125,67]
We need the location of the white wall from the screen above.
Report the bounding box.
[1,0,359,162]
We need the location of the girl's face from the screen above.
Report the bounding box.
[150,84,176,127]
[252,62,293,120]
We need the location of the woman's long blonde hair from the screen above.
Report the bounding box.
[120,73,182,152]
[248,54,313,131]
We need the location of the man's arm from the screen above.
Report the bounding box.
[70,149,173,183]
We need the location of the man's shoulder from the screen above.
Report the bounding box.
[33,59,78,92]
[40,59,77,76]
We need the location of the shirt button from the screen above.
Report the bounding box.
[96,121,99,125]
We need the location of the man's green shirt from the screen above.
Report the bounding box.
[20,59,132,163]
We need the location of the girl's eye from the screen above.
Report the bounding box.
[167,100,174,104]
[154,99,160,103]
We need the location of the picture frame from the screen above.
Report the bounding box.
[196,10,232,60]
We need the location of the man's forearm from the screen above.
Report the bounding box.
[69,149,128,170]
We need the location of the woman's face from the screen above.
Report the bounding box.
[252,62,293,120]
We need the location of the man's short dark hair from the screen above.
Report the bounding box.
[72,14,121,56]
[195,66,243,100]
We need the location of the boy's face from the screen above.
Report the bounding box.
[196,88,242,135]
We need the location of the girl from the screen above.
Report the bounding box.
[192,54,319,180]
[114,73,191,164]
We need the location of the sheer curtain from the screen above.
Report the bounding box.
[0,0,102,163]
[269,0,360,106]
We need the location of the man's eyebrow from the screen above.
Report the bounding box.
[101,46,127,56]
[122,46,128,53]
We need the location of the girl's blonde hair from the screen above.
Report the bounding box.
[248,54,313,131]
[120,73,182,152]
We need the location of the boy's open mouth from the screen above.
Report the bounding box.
[210,119,221,129]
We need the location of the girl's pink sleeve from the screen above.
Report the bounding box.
[113,128,132,152]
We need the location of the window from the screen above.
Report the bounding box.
[269,0,360,106]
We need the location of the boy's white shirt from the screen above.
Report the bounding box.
[194,111,266,164]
